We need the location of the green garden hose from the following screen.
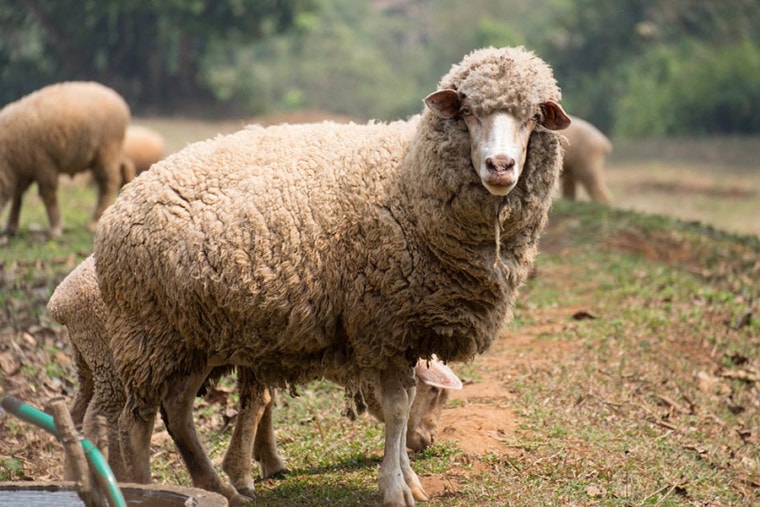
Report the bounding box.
[0,395,126,507]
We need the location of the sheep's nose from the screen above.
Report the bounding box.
[485,154,515,172]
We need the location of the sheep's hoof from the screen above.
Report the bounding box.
[262,467,289,480]
[227,491,255,506]
[382,485,417,507]
[411,484,429,502]
[234,485,257,500]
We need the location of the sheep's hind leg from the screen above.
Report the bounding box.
[118,396,157,484]
[378,369,429,507]
[222,368,287,498]
[36,173,63,237]
[160,368,251,506]
[253,388,288,479]
[69,346,93,427]
[89,158,121,232]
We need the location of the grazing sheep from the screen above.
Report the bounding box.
[46,255,128,480]
[121,124,166,179]
[561,115,613,203]
[0,81,130,237]
[47,255,462,494]
[94,45,570,506]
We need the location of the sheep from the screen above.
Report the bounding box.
[45,255,128,480]
[93,45,570,506]
[46,255,463,494]
[561,115,613,203]
[0,81,130,238]
[120,124,166,180]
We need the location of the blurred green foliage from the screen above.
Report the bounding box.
[1,0,759,136]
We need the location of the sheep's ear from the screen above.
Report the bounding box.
[424,89,461,119]
[540,100,571,130]
[415,358,464,390]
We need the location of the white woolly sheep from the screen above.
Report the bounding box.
[0,81,130,238]
[94,45,570,506]
[47,255,463,495]
[120,124,166,179]
[561,115,613,203]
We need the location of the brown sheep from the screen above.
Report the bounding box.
[0,81,130,238]
[561,115,614,203]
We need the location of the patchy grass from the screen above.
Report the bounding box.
[500,201,760,506]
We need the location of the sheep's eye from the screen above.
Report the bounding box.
[460,107,472,117]
[429,386,440,394]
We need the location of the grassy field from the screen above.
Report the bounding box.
[1,124,758,506]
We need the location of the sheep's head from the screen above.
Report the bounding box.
[425,90,569,195]
[406,357,463,451]
[425,46,572,196]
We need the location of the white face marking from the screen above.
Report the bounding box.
[465,111,536,196]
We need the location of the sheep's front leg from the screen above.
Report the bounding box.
[379,369,429,507]
[161,369,251,506]
[5,180,32,236]
[399,384,427,500]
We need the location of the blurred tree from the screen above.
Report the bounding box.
[3,0,759,134]
[541,0,760,134]
[0,0,313,112]
[616,39,760,136]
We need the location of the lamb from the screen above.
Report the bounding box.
[0,81,130,238]
[120,124,166,180]
[93,45,570,506]
[222,354,462,498]
[46,255,463,493]
[561,115,613,203]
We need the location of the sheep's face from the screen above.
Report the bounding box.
[425,89,571,196]
[406,358,463,451]
[364,358,462,451]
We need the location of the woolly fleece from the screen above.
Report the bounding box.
[95,44,564,415]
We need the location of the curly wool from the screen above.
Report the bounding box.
[94,46,564,405]
[438,46,562,120]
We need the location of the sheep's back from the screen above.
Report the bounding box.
[563,116,612,166]
[123,125,166,175]
[95,120,415,369]
[47,256,110,369]
[0,82,130,177]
